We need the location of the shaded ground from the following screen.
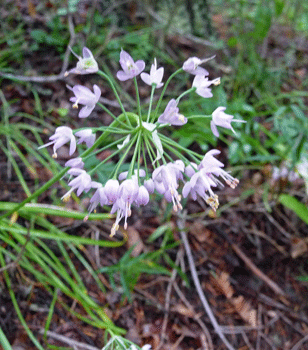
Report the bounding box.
[1,2,308,350]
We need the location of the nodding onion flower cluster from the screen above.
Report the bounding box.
[39,48,246,236]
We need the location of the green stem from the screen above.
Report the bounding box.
[127,130,142,179]
[134,77,142,124]
[186,114,211,119]
[176,87,196,103]
[97,70,132,127]
[159,133,202,162]
[97,102,131,129]
[153,68,183,121]
[112,132,139,180]
[146,85,156,123]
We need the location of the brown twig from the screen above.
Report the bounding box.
[230,243,286,297]
[291,334,308,350]
[157,248,183,350]
[38,330,99,350]
[177,212,236,350]
[172,281,214,350]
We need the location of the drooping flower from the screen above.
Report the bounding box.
[118,169,146,181]
[129,345,152,350]
[75,129,96,148]
[182,170,219,210]
[110,180,139,235]
[141,58,164,88]
[61,168,92,201]
[104,179,120,204]
[69,84,101,118]
[65,157,84,169]
[144,178,155,194]
[38,126,76,158]
[185,162,198,177]
[65,47,98,76]
[152,161,184,211]
[135,185,150,206]
[192,75,220,98]
[116,50,145,81]
[157,99,187,126]
[211,106,246,137]
[88,182,108,214]
[199,149,239,189]
[199,149,224,170]
[183,56,212,76]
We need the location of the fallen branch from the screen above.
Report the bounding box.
[177,212,236,350]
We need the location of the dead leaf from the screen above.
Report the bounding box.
[126,226,144,257]
[290,237,308,259]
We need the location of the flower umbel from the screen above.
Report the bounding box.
[41,50,243,235]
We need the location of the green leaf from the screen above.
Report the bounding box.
[253,5,272,39]
[274,0,285,16]
[278,194,308,224]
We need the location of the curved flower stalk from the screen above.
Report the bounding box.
[39,48,245,235]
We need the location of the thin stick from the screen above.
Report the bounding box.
[173,281,214,350]
[291,334,308,350]
[231,243,286,296]
[38,330,100,350]
[177,212,236,350]
[157,249,183,350]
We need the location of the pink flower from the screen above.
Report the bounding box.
[88,183,107,214]
[75,129,96,148]
[152,161,184,211]
[69,84,101,118]
[135,186,150,206]
[65,47,98,76]
[61,169,92,200]
[104,179,120,204]
[183,57,210,76]
[116,50,145,81]
[141,58,164,88]
[199,149,239,189]
[65,157,84,169]
[211,107,246,137]
[199,150,224,170]
[38,126,76,158]
[158,99,187,126]
[192,75,220,98]
[182,170,219,210]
